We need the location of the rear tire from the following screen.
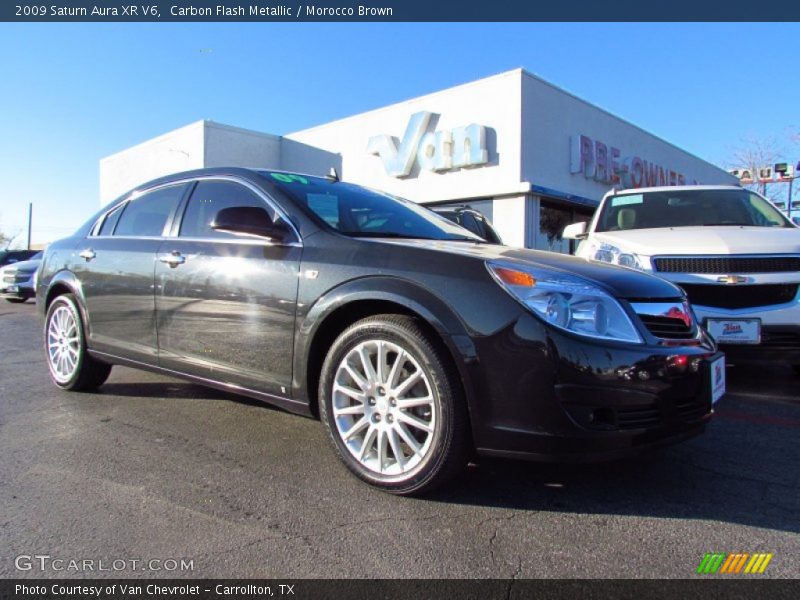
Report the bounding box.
[44,293,111,391]
[319,314,469,495]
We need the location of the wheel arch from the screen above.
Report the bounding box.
[43,271,91,337]
[296,277,478,421]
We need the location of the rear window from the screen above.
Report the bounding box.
[114,184,187,237]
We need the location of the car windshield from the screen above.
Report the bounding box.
[595,189,793,232]
[261,172,483,241]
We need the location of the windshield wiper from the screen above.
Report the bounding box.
[702,222,753,226]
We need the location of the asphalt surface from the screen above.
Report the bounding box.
[1,301,798,579]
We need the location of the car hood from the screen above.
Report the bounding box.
[6,259,41,273]
[377,239,682,300]
[592,226,800,256]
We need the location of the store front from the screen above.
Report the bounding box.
[100,68,737,252]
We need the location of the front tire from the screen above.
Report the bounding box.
[319,315,469,495]
[44,293,111,391]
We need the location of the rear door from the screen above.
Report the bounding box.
[155,177,302,396]
[76,183,189,362]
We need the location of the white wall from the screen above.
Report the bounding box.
[204,122,281,169]
[284,69,526,204]
[99,121,282,205]
[520,71,738,202]
[100,121,205,204]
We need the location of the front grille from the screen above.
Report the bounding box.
[654,256,800,273]
[3,272,29,284]
[680,283,798,309]
[616,403,661,430]
[638,314,695,339]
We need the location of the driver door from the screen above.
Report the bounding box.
[155,178,302,396]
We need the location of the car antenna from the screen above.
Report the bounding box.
[325,167,340,182]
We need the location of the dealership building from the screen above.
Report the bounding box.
[100,68,736,251]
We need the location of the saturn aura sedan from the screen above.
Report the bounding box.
[38,168,725,494]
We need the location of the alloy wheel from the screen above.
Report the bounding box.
[47,305,81,383]
[332,339,436,477]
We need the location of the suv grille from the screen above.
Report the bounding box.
[680,283,799,309]
[638,314,695,339]
[653,256,800,273]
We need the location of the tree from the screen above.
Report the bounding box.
[728,133,798,210]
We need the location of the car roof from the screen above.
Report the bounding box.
[613,184,744,196]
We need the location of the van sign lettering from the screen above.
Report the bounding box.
[368,112,489,178]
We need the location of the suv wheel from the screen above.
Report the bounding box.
[319,315,468,495]
[6,297,26,303]
[44,293,111,391]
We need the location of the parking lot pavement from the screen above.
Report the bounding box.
[1,301,798,579]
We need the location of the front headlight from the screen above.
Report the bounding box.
[487,262,643,343]
[588,242,645,270]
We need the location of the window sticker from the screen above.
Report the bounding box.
[611,194,643,207]
[270,173,308,184]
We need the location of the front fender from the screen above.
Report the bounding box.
[293,275,479,411]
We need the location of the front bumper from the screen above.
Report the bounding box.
[693,304,800,364]
[0,284,35,300]
[1,269,35,300]
[468,313,720,462]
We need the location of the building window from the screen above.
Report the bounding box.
[534,198,595,254]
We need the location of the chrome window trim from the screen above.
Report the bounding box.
[174,175,303,246]
[89,175,303,247]
[90,180,190,238]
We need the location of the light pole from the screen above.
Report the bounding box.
[26,203,32,250]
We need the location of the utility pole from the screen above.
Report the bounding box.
[26,203,32,250]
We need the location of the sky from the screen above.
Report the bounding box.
[0,22,798,247]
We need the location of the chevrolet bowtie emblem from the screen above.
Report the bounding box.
[717,275,748,285]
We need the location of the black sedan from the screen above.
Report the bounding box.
[37,168,724,495]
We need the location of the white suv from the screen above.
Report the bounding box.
[564,185,800,373]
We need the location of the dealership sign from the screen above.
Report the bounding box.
[570,134,689,188]
[368,112,489,177]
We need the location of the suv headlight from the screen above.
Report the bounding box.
[487,262,642,343]
[588,242,646,270]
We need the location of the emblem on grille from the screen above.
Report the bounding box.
[717,275,748,285]
[665,304,693,327]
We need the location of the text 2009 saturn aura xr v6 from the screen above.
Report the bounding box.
[38,168,726,495]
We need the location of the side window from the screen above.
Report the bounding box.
[179,180,270,239]
[97,203,125,236]
[114,184,186,237]
[460,212,479,235]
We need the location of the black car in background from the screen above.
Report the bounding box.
[431,205,503,244]
[37,168,724,494]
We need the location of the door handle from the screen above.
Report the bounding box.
[79,248,96,262]
[159,252,186,268]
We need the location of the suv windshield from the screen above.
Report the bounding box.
[261,172,483,241]
[596,188,793,232]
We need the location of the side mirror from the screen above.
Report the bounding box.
[562,221,588,240]
[211,206,294,243]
